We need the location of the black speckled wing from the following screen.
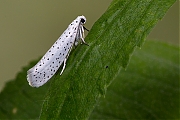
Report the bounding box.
[27,15,87,87]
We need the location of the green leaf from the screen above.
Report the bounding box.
[90,40,179,119]
[0,61,49,119]
[0,0,177,119]
[40,0,176,119]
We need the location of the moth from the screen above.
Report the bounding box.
[27,15,88,87]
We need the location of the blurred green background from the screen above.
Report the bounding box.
[0,0,178,91]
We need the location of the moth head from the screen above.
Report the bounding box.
[80,15,86,24]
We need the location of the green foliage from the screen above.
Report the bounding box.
[90,40,179,119]
[0,0,177,119]
[0,61,48,119]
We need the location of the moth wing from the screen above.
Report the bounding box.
[27,32,76,87]
[27,16,82,87]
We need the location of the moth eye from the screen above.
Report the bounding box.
[81,18,85,23]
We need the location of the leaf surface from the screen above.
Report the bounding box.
[90,40,179,119]
[40,0,176,119]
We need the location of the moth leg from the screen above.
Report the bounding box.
[60,58,67,75]
[60,45,73,75]
[83,26,89,31]
[80,26,89,46]
[81,38,89,46]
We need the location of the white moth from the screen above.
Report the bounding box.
[27,15,88,87]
